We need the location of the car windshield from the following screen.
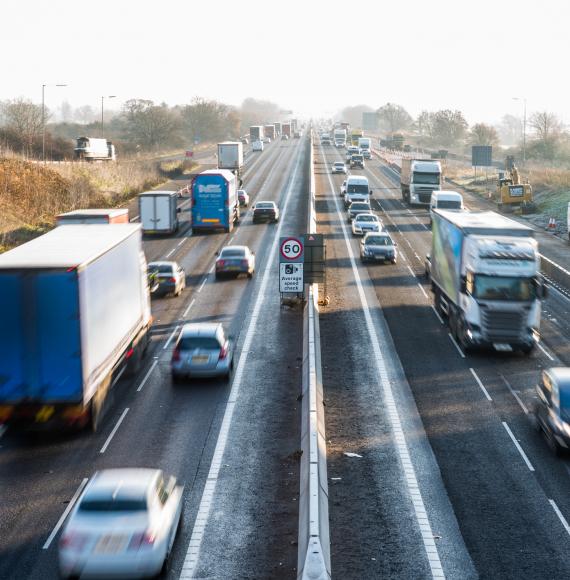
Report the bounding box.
[352,155,363,160]
[149,264,172,274]
[357,215,377,222]
[334,163,344,167]
[179,336,221,350]
[351,203,370,210]
[366,236,391,246]
[79,498,147,512]
[347,184,369,194]
[413,172,440,185]
[220,248,246,257]
[256,203,274,209]
[437,200,461,209]
[473,275,535,301]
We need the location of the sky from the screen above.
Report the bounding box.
[2,0,568,125]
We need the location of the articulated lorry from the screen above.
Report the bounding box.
[74,137,116,161]
[217,142,244,171]
[334,128,347,148]
[249,125,264,143]
[264,125,276,140]
[401,158,443,206]
[358,137,372,159]
[0,224,152,430]
[192,169,239,233]
[428,210,546,354]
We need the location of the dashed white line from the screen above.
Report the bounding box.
[499,374,529,414]
[537,342,555,361]
[448,333,465,358]
[407,265,415,277]
[165,248,176,259]
[129,215,139,222]
[431,305,444,325]
[502,421,535,471]
[100,408,129,454]
[177,238,187,247]
[197,277,208,293]
[549,499,570,537]
[183,298,196,318]
[43,478,89,549]
[110,366,126,388]
[469,368,492,401]
[208,263,215,274]
[137,360,159,392]
[163,325,180,350]
[417,283,428,299]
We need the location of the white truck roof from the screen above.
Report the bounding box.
[412,160,441,172]
[57,208,128,217]
[346,175,369,184]
[432,190,462,200]
[138,190,177,197]
[0,224,141,269]
[198,169,236,179]
[436,210,534,236]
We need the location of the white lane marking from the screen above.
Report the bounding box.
[42,478,89,549]
[100,408,129,454]
[537,342,555,361]
[546,282,570,304]
[502,422,535,471]
[499,374,529,415]
[183,298,196,318]
[549,499,570,537]
[197,277,208,293]
[407,265,416,277]
[165,247,176,259]
[163,325,180,350]
[137,360,159,392]
[431,305,444,325]
[0,425,6,439]
[177,238,187,247]
[129,215,139,222]
[179,136,304,580]
[469,368,493,402]
[110,366,126,388]
[228,235,235,244]
[322,145,445,579]
[418,283,428,299]
[448,333,466,358]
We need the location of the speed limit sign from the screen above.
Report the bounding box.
[279,237,304,262]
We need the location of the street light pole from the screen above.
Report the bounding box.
[42,83,68,162]
[101,95,116,137]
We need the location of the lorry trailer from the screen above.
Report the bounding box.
[249,125,264,143]
[56,208,129,225]
[217,142,244,171]
[191,169,239,233]
[138,191,179,235]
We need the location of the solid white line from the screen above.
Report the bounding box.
[165,248,176,259]
[183,298,196,318]
[502,421,535,471]
[100,408,129,454]
[178,136,305,580]
[537,342,555,361]
[448,333,466,358]
[177,238,186,247]
[137,360,159,392]
[469,368,492,401]
[42,478,89,549]
[129,215,139,222]
[431,305,444,324]
[407,265,416,277]
[417,283,428,299]
[322,144,445,578]
[549,499,570,537]
[499,374,529,415]
[197,277,207,293]
[163,325,180,350]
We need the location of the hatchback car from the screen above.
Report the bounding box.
[534,367,570,455]
[352,213,382,236]
[171,323,233,381]
[215,245,255,279]
[350,154,365,169]
[147,261,186,297]
[237,189,250,207]
[281,134,289,140]
[360,232,398,263]
[332,162,347,175]
[347,201,372,221]
[252,201,279,224]
[58,468,183,579]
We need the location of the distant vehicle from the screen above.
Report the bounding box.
[346,145,360,160]
[352,213,382,236]
[350,154,365,169]
[171,323,233,381]
[344,176,371,207]
[334,128,347,148]
[351,128,364,146]
[74,137,116,161]
[340,180,348,196]
[56,208,129,225]
[429,190,464,225]
[249,125,264,143]
[273,122,282,136]
[215,245,255,279]
[294,131,301,138]
[358,137,372,159]
[192,169,240,233]
[347,201,372,222]
[217,142,244,171]
[238,189,250,207]
[282,123,292,138]
[332,161,347,174]
[253,201,280,223]
[264,124,276,140]
[262,137,272,144]
[252,140,264,152]
[0,225,152,431]
[281,134,289,141]
[534,367,570,455]
[401,159,443,206]
[360,232,397,263]
[241,136,249,145]
[138,191,179,235]
[320,133,332,146]
[58,468,183,579]
[147,261,186,297]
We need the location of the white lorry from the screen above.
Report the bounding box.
[428,210,546,354]
[358,137,372,159]
[138,191,179,234]
[400,159,443,206]
[334,128,347,148]
[217,142,244,171]
[74,137,116,161]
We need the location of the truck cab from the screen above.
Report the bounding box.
[401,159,443,206]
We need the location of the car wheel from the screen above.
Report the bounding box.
[546,428,562,456]
[215,273,221,281]
[248,271,253,279]
[171,373,184,385]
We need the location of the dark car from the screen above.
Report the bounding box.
[534,367,570,455]
[347,201,372,222]
[350,154,365,169]
[252,201,280,223]
[215,245,255,279]
[147,261,186,296]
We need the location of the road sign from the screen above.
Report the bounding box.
[472,145,492,167]
[280,237,304,262]
[280,262,303,293]
[185,150,194,158]
[303,233,326,284]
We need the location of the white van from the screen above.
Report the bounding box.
[344,175,372,207]
[429,190,464,225]
[252,140,264,152]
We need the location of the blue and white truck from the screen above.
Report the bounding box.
[0,224,152,431]
[428,210,546,354]
[191,169,239,233]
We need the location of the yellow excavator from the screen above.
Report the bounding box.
[496,157,535,214]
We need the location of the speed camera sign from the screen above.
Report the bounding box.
[279,237,304,262]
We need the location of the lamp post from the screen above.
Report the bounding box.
[42,83,67,162]
[101,95,116,137]
[512,97,527,165]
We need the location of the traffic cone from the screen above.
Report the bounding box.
[547,217,557,231]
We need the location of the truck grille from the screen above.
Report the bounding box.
[481,309,525,342]
[419,193,432,204]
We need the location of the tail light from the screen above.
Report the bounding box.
[217,260,225,267]
[172,347,181,362]
[60,531,87,551]
[128,531,156,550]
[219,342,229,360]
[169,277,176,283]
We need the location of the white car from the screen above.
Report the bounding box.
[252,140,264,152]
[352,213,383,235]
[59,469,184,579]
[332,162,347,174]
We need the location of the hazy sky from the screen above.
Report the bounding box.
[2,0,567,124]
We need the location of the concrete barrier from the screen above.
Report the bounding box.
[297,131,331,580]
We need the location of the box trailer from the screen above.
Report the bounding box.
[249,126,264,142]
[282,123,292,138]
[0,224,152,430]
[74,137,116,161]
[56,208,129,225]
[192,169,239,233]
[217,142,244,171]
[264,125,276,140]
[138,191,179,234]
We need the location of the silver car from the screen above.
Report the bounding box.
[360,232,398,263]
[352,213,382,236]
[171,323,233,381]
[215,245,255,279]
[347,201,372,222]
[147,261,186,297]
[58,469,183,579]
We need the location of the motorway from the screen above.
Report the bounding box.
[0,136,307,579]
[316,141,570,579]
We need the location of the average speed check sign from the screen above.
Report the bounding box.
[279,237,304,262]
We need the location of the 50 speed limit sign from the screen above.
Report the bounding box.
[279,237,304,262]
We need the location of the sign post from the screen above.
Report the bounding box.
[279,237,304,297]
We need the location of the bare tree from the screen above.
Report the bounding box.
[415,110,435,144]
[74,104,98,124]
[0,98,44,155]
[122,99,178,149]
[528,111,564,160]
[470,123,499,146]
[431,109,468,147]
[377,103,412,134]
[497,114,522,147]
